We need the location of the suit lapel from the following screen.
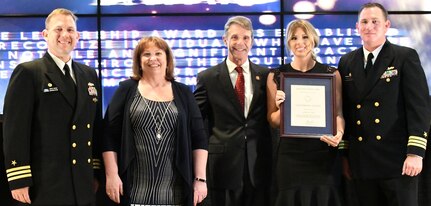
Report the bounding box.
[72,62,87,119]
[248,63,263,114]
[217,61,244,113]
[361,41,394,98]
[43,53,76,108]
[350,49,367,97]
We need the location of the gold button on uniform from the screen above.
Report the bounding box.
[376,135,382,140]
[87,159,91,163]
[72,143,77,148]
[72,125,76,130]
[386,78,390,82]
[375,119,380,124]
[356,120,361,125]
[72,159,76,165]
[358,137,363,141]
[374,102,380,107]
[87,124,91,128]
[88,141,91,146]
[356,104,361,109]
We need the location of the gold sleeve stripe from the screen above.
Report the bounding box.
[409,136,427,144]
[338,140,349,149]
[408,136,427,149]
[93,166,101,169]
[6,165,31,173]
[8,174,32,182]
[6,169,31,178]
[408,139,427,146]
[93,159,101,162]
[407,142,427,150]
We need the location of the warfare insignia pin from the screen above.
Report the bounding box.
[88,82,98,96]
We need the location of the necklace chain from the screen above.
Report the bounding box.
[142,97,172,139]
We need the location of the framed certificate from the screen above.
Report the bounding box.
[280,72,336,138]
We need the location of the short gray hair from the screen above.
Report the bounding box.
[223,16,254,39]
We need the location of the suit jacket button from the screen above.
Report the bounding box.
[88,141,91,146]
[72,143,77,148]
[72,159,77,165]
[72,125,77,130]
[374,102,380,107]
[87,124,91,129]
[375,119,380,124]
[356,104,361,109]
[356,120,361,125]
[358,136,363,141]
[376,135,382,140]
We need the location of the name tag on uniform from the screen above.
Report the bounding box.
[344,72,353,81]
[43,87,59,93]
[43,83,59,93]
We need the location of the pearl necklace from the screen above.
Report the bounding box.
[142,97,172,139]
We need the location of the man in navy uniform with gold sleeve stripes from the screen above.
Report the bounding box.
[2,8,102,206]
[338,3,431,206]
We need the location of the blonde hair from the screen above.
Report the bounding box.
[45,8,78,29]
[285,19,319,60]
[131,36,175,81]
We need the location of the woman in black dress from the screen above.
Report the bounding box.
[266,19,345,206]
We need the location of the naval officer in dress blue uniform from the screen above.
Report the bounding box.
[2,8,102,206]
[338,3,431,206]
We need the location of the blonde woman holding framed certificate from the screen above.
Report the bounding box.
[266,19,345,206]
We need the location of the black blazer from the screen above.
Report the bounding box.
[194,60,272,189]
[103,79,208,206]
[3,53,102,205]
[338,40,431,179]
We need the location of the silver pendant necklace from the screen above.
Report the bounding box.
[143,97,172,139]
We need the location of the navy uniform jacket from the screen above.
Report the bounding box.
[338,40,431,179]
[3,53,103,205]
[194,60,272,189]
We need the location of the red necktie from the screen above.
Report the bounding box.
[235,67,245,110]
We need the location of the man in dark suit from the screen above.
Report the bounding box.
[194,16,272,206]
[2,8,102,206]
[338,3,430,206]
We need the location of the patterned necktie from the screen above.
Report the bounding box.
[63,64,76,106]
[365,53,374,75]
[235,67,245,111]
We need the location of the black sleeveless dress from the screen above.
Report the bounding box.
[272,62,343,206]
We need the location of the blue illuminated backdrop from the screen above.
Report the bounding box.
[0,0,430,114]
